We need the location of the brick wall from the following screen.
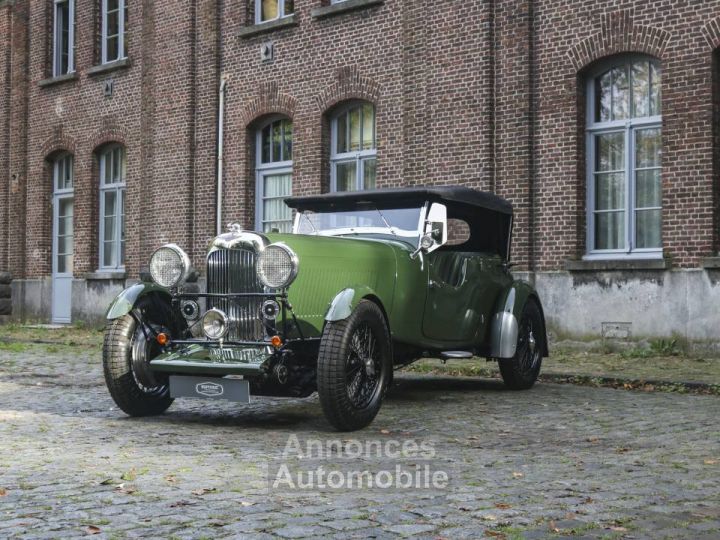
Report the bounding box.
[1,0,720,291]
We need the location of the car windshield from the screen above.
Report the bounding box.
[295,206,423,246]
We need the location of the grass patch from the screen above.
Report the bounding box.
[0,341,28,353]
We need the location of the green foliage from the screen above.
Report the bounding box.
[0,341,28,353]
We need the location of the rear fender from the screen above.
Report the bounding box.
[489,281,548,359]
[325,286,377,322]
[105,283,172,320]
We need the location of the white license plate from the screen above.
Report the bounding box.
[169,375,250,403]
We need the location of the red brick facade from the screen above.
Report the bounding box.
[1,0,720,324]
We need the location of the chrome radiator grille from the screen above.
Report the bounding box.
[207,248,265,342]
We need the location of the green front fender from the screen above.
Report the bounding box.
[325,285,379,322]
[105,283,171,320]
[489,280,548,359]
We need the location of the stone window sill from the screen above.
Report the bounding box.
[87,58,132,77]
[311,0,384,19]
[84,271,127,281]
[239,15,297,38]
[702,257,720,269]
[564,258,670,272]
[38,72,78,88]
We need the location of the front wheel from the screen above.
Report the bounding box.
[498,299,544,390]
[103,298,174,416]
[317,300,392,431]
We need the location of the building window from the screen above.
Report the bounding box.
[330,102,376,192]
[99,146,126,269]
[256,118,293,233]
[52,154,74,275]
[256,0,294,24]
[101,0,127,64]
[586,56,662,258]
[53,0,75,76]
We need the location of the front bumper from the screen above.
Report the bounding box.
[149,344,273,376]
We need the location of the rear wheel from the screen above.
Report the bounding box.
[103,298,173,416]
[317,300,392,431]
[499,299,544,390]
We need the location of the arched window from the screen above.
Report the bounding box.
[99,145,126,269]
[586,56,662,257]
[255,117,293,233]
[330,102,376,192]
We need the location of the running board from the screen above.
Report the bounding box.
[440,351,474,360]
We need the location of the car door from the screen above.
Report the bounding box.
[421,251,508,345]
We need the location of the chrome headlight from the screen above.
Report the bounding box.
[257,243,299,289]
[202,308,229,340]
[149,244,191,288]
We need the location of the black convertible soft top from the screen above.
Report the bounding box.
[285,185,513,215]
[285,185,514,259]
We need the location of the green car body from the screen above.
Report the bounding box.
[103,186,548,430]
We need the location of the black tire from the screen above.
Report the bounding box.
[317,300,392,431]
[103,299,173,417]
[499,299,544,390]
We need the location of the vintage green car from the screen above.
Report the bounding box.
[103,186,548,431]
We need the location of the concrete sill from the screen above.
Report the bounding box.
[38,72,78,88]
[239,15,297,38]
[84,271,127,281]
[565,259,670,272]
[311,0,384,19]
[702,257,720,269]
[87,58,131,77]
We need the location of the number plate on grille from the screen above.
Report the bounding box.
[169,375,250,403]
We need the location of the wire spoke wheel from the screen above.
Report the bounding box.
[498,299,544,391]
[346,322,381,409]
[317,300,392,431]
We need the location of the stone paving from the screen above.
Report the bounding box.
[1,344,720,539]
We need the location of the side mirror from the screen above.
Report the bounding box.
[411,203,448,259]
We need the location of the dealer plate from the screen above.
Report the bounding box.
[169,375,250,403]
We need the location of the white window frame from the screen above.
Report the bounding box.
[52,0,75,77]
[255,0,294,24]
[585,55,662,260]
[255,117,293,232]
[98,145,126,270]
[101,0,127,64]
[330,102,377,192]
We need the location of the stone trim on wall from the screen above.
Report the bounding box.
[566,9,672,71]
[314,66,381,113]
[239,82,297,126]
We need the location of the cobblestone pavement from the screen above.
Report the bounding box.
[1,344,719,539]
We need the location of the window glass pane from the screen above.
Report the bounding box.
[636,169,661,209]
[362,103,375,150]
[103,152,112,184]
[635,128,661,168]
[595,172,625,210]
[595,71,612,122]
[283,121,293,161]
[64,156,73,189]
[636,209,661,248]
[336,113,347,154]
[349,107,361,151]
[272,121,282,163]
[631,61,650,118]
[107,9,119,36]
[106,36,119,62]
[261,124,271,163]
[104,216,116,242]
[261,0,279,21]
[59,215,73,237]
[112,148,121,181]
[595,211,625,250]
[104,191,117,218]
[611,67,629,120]
[595,132,624,172]
[284,0,294,15]
[120,189,126,266]
[335,162,357,192]
[107,0,119,13]
[650,62,661,116]
[363,158,376,190]
[121,1,127,58]
[262,173,292,233]
[103,242,115,268]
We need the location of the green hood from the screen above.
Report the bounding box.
[265,233,403,334]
